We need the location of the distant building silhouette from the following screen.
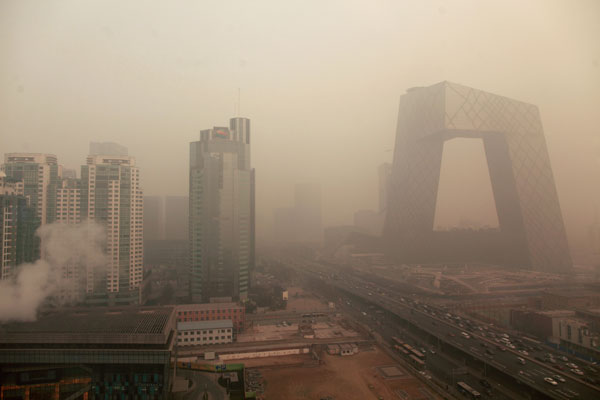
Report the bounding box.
[294,183,322,243]
[165,195,188,241]
[89,141,128,156]
[144,196,164,241]
[378,162,391,213]
[273,183,322,245]
[384,81,571,272]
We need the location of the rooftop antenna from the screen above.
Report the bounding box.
[237,87,241,117]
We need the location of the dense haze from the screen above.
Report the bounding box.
[0,222,107,322]
[1,0,599,254]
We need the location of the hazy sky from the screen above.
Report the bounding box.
[1,0,599,251]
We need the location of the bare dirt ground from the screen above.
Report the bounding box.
[286,287,331,313]
[259,346,441,400]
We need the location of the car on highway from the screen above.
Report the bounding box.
[567,363,579,369]
[519,350,529,356]
[553,375,566,383]
[517,357,526,365]
[560,356,568,362]
[544,377,558,386]
[461,332,471,339]
[570,369,584,376]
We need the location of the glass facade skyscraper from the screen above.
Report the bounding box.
[189,117,253,302]
[384,81,572,273]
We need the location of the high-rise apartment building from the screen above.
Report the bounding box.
[55,178,82,225]
[81,155,143,305]
[0,172,37,280]
[189,117,253,303]
[2,153,59,225]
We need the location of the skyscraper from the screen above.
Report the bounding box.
[81,155,143,304]
[2,153,59,226]
[0,172,37,280]
[384,81,571,272]
[55,177,82,225]
[189,117,252,302]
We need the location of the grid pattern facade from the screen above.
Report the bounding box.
[81,156,143,301]
[384,82,571,273]
[189,117,252,303]
[177,320,233,346]
[2,153,59,226]
[176,302,245,332]
[55,178,81,224]
[0,193,37,280]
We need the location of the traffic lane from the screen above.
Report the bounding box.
[338,295,499,399]
[288,262,598,399]
[358,286,597,390]
[383,297,595,398]
[339,283,599,400]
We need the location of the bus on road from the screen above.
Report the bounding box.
[409,355,425,371]
[456,381,481,399]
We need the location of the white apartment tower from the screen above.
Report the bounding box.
[55,178,81,225]
[81,155,143,304]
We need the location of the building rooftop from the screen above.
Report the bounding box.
[176,302,243,312]
[178,320,233,331]
[0,306,175,346]
[537,310,576,317]
[544,289,600,298]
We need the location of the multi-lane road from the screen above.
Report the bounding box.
[280,257,600,400]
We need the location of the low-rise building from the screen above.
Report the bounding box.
[0,306,176,400]
[556,317,599,353]
[176,302,245,332]
[510,309,575,339]
[326,344,340,355]
[177,320,233,347]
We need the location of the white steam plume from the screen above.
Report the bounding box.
[0,221,108,322]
